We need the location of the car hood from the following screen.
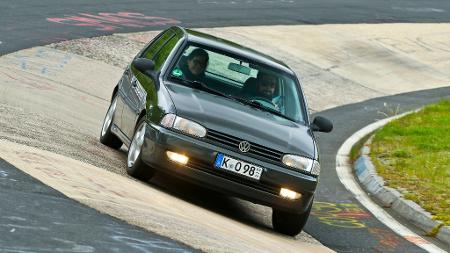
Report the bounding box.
[165,82,316,159]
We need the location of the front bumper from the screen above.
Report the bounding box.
[140,122,318,213]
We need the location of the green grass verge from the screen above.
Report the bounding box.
[370,99,450,225]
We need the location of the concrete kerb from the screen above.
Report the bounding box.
[437,226,450,245]
[352,112,450,246]
[0,34,332,253]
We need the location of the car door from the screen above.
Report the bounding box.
[115,31,166,137]
[121,28,181,139]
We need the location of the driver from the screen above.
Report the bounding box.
[252,71,284,112]
[256,71,277,99]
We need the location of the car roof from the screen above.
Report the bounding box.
[173,26,295,76]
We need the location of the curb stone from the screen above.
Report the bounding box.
[436,226,450,245]
[354,136,450,245]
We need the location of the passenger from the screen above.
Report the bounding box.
[178,48,209,83]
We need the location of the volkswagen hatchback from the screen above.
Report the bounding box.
[100,26,332,236]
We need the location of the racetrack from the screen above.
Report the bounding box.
[2,0,450,55]
[2,24,450,252]
[1,1,450,253]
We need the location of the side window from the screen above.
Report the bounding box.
[152,36,179,71]
[140,30,174,60]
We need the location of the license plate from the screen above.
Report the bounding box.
[214,153,263,180]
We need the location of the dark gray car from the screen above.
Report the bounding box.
[100,26,332,236]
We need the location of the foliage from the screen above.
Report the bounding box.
[370,100,450,225]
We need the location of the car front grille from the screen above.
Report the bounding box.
[187,158,279,195]
[205,129,283,163]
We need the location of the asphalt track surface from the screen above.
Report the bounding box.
[2,0,450,55]
[308,87,450,253]
[1,1,450,253]
[0,159,196,253]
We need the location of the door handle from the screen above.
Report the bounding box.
[131,76,137,87]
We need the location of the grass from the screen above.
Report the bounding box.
[370,99,450,225]
[350,133,372,162]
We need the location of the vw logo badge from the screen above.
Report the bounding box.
[238,141,251,153]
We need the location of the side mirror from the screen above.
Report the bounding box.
[132,58,155,77]
[311,116,333,133]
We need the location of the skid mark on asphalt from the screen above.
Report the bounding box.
[47,12,180,31]
[372,36,450,55]
[0,69,55,91]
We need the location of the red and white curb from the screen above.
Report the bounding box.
[336,111,447,253]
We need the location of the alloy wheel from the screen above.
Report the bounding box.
[101,97,117,137]
[127,122,146,168]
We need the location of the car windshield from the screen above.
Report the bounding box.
[167,44,306,123]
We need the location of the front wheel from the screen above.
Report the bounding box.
[272,201,312,236]
[126,118,155,181]
[100,95,123,149]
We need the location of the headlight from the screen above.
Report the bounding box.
[282,154,320,176]
[160,113,207,138]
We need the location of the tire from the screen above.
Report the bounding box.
[272,201,312,236]
[126,117,155,181]
[100,95,123,149]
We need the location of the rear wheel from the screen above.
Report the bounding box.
[272,201,312,236]
[126,118,155,181]
[100,95,123,149]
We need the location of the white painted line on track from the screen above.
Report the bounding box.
[336,111,447,253]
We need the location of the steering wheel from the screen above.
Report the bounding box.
[249,96,277,110]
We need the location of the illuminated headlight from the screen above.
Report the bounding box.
[166,151,189,165]
[280,188,302,200]
[160,113,207,138]
[282,155,320,176]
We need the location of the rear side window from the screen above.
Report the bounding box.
[152,36,179,71]
[140,28,182,71]
[141,30,174,59]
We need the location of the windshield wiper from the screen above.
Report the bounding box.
[169,75,195,86]
[169,75,229,98]
[221,92,293,121]
[169,75,294,121]
[238,99,293,121]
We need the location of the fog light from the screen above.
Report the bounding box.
[166,151,189,165]
[280,188,301,200]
